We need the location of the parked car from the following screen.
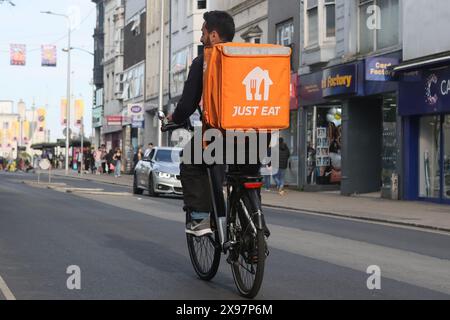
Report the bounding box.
[133,147,183,197]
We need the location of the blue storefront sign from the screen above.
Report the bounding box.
[322,64,358,97]
[299,71,326,105]
[299,62,362,106]
[366,57,399,81]
[399,66,450,116]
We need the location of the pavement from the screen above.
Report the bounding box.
[48,169,450,233]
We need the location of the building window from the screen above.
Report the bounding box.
[324,0,336,38]
[131,15,141,36]
[304,0,335,48]
[306,0,319,46]
[197,0,206,10]
[171,47,192,97]
[358,0,399,54]
[419,116,441,198]
[277,20,294,47]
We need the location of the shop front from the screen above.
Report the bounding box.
[400,62,450,204]
[299,53,401,198]
[281,72,300,187]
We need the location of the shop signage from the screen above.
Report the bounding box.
[366,57,399,81]
[290,73,299,110]
[299,63,360,105]
[399,66,450,115]
[322,64,358,97]
[92,106,103,128]
[299,71,325,105]
[106,115,122,126]
[128,103,145,128]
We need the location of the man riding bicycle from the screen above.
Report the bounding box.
[167,11,236,237]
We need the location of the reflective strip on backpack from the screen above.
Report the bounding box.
[223,46,291,57]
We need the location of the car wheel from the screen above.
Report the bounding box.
[133,174,143,195]
[148,174,159,197]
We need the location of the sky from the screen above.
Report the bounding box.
[0,0,96,141]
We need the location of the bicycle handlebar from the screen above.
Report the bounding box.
[160,120,188,132]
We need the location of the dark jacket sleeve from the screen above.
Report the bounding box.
[172,55,204,124]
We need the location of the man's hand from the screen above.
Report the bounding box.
[167,113,173,122]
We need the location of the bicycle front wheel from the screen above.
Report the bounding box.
[186,230,221,281]
[231,195,266,298]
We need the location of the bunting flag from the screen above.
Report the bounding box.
[23,120,30,144]
[75,99,84,127]
[7,126,13,145]
[61,99,67,126]
[11,120,19,141]
[37,108,46,132]
[41,45,57,67]
[10,44,26,66]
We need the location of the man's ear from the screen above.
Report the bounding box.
[210,30,220,43]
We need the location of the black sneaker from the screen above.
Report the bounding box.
[186,218,213,237]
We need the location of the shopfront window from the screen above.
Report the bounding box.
[306,105,342,185]
[381,94,398,194]
[419,116,441,198]
[444,116,450,199]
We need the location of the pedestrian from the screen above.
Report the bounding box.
[89,148,95,174]
[113,148,122,178]
[273,137,290,195]
[101,145,107,174]
[260,152,272,192]
[144,142,154,158]
[77,151,83,174]
[133,147,143,170]
[58,153,64,169]
[94,147,102,174]
[106,149,114,175]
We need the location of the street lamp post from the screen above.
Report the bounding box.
[41,11,71,175]
[157,0,165,147]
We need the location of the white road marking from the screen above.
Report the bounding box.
[263,205,450,236]
[0,274,16,300]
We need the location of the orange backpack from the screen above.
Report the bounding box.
[202,43,292,130]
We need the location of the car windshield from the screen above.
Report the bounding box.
[154,149,180,163]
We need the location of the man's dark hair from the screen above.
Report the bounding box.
[203,11,235,42]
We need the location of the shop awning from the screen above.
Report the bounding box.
[393,52,450,73]
[30,143,59,150]
[56,138,91,148]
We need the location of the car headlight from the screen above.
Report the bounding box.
[156,172,172,179]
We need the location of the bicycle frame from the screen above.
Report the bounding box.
[206,165,264,253]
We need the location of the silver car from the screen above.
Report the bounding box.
[133,147,183,196]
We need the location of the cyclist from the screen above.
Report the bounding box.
[167,11,236,237]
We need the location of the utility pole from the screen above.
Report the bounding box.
[157,0,165,147]
[41,11,71,175]
[80,116,84,176]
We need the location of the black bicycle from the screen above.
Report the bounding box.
[160,112,269,298]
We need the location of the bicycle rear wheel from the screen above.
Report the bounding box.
[186,229,221,281]
[230,194,266,298]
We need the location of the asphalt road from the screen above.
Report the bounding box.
[1,171,450,300]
